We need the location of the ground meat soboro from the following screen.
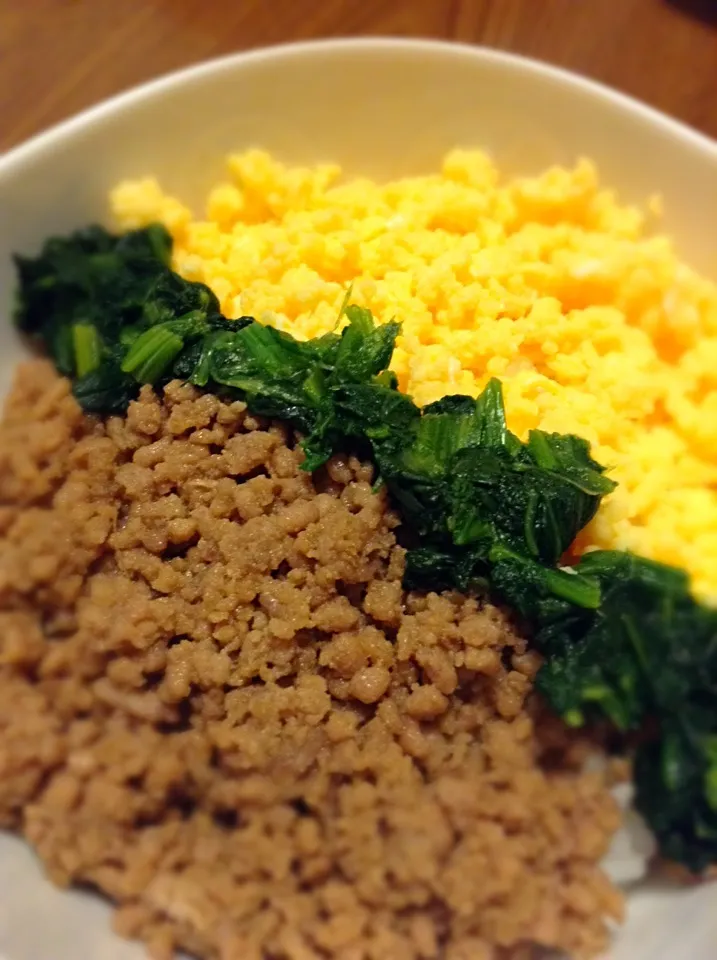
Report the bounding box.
[0,361,623,960]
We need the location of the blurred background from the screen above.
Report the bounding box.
[1,0,716,150]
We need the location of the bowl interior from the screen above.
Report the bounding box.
[0,38,716,960]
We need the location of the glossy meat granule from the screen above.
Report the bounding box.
[0,361,622,960]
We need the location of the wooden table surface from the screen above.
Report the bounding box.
[1,0,716,152]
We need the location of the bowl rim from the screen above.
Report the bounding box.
[1,36,717,180]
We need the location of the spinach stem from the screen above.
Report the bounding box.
[121,325,184,382]
[72,323,102,378]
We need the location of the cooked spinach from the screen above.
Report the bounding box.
[375,381,615,596]
[500,550,717,873]
[13,223,717,871]
[208,304,413,471]
[13,223,252,412]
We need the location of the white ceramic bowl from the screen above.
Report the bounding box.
[1,38,716,960]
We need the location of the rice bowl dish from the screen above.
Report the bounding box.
[1,39,716,960]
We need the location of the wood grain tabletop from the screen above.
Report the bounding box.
[1,0,716,152]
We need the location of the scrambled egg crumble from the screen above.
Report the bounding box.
[111,150,717,600]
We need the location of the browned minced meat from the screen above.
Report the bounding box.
[0,361,623,960]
